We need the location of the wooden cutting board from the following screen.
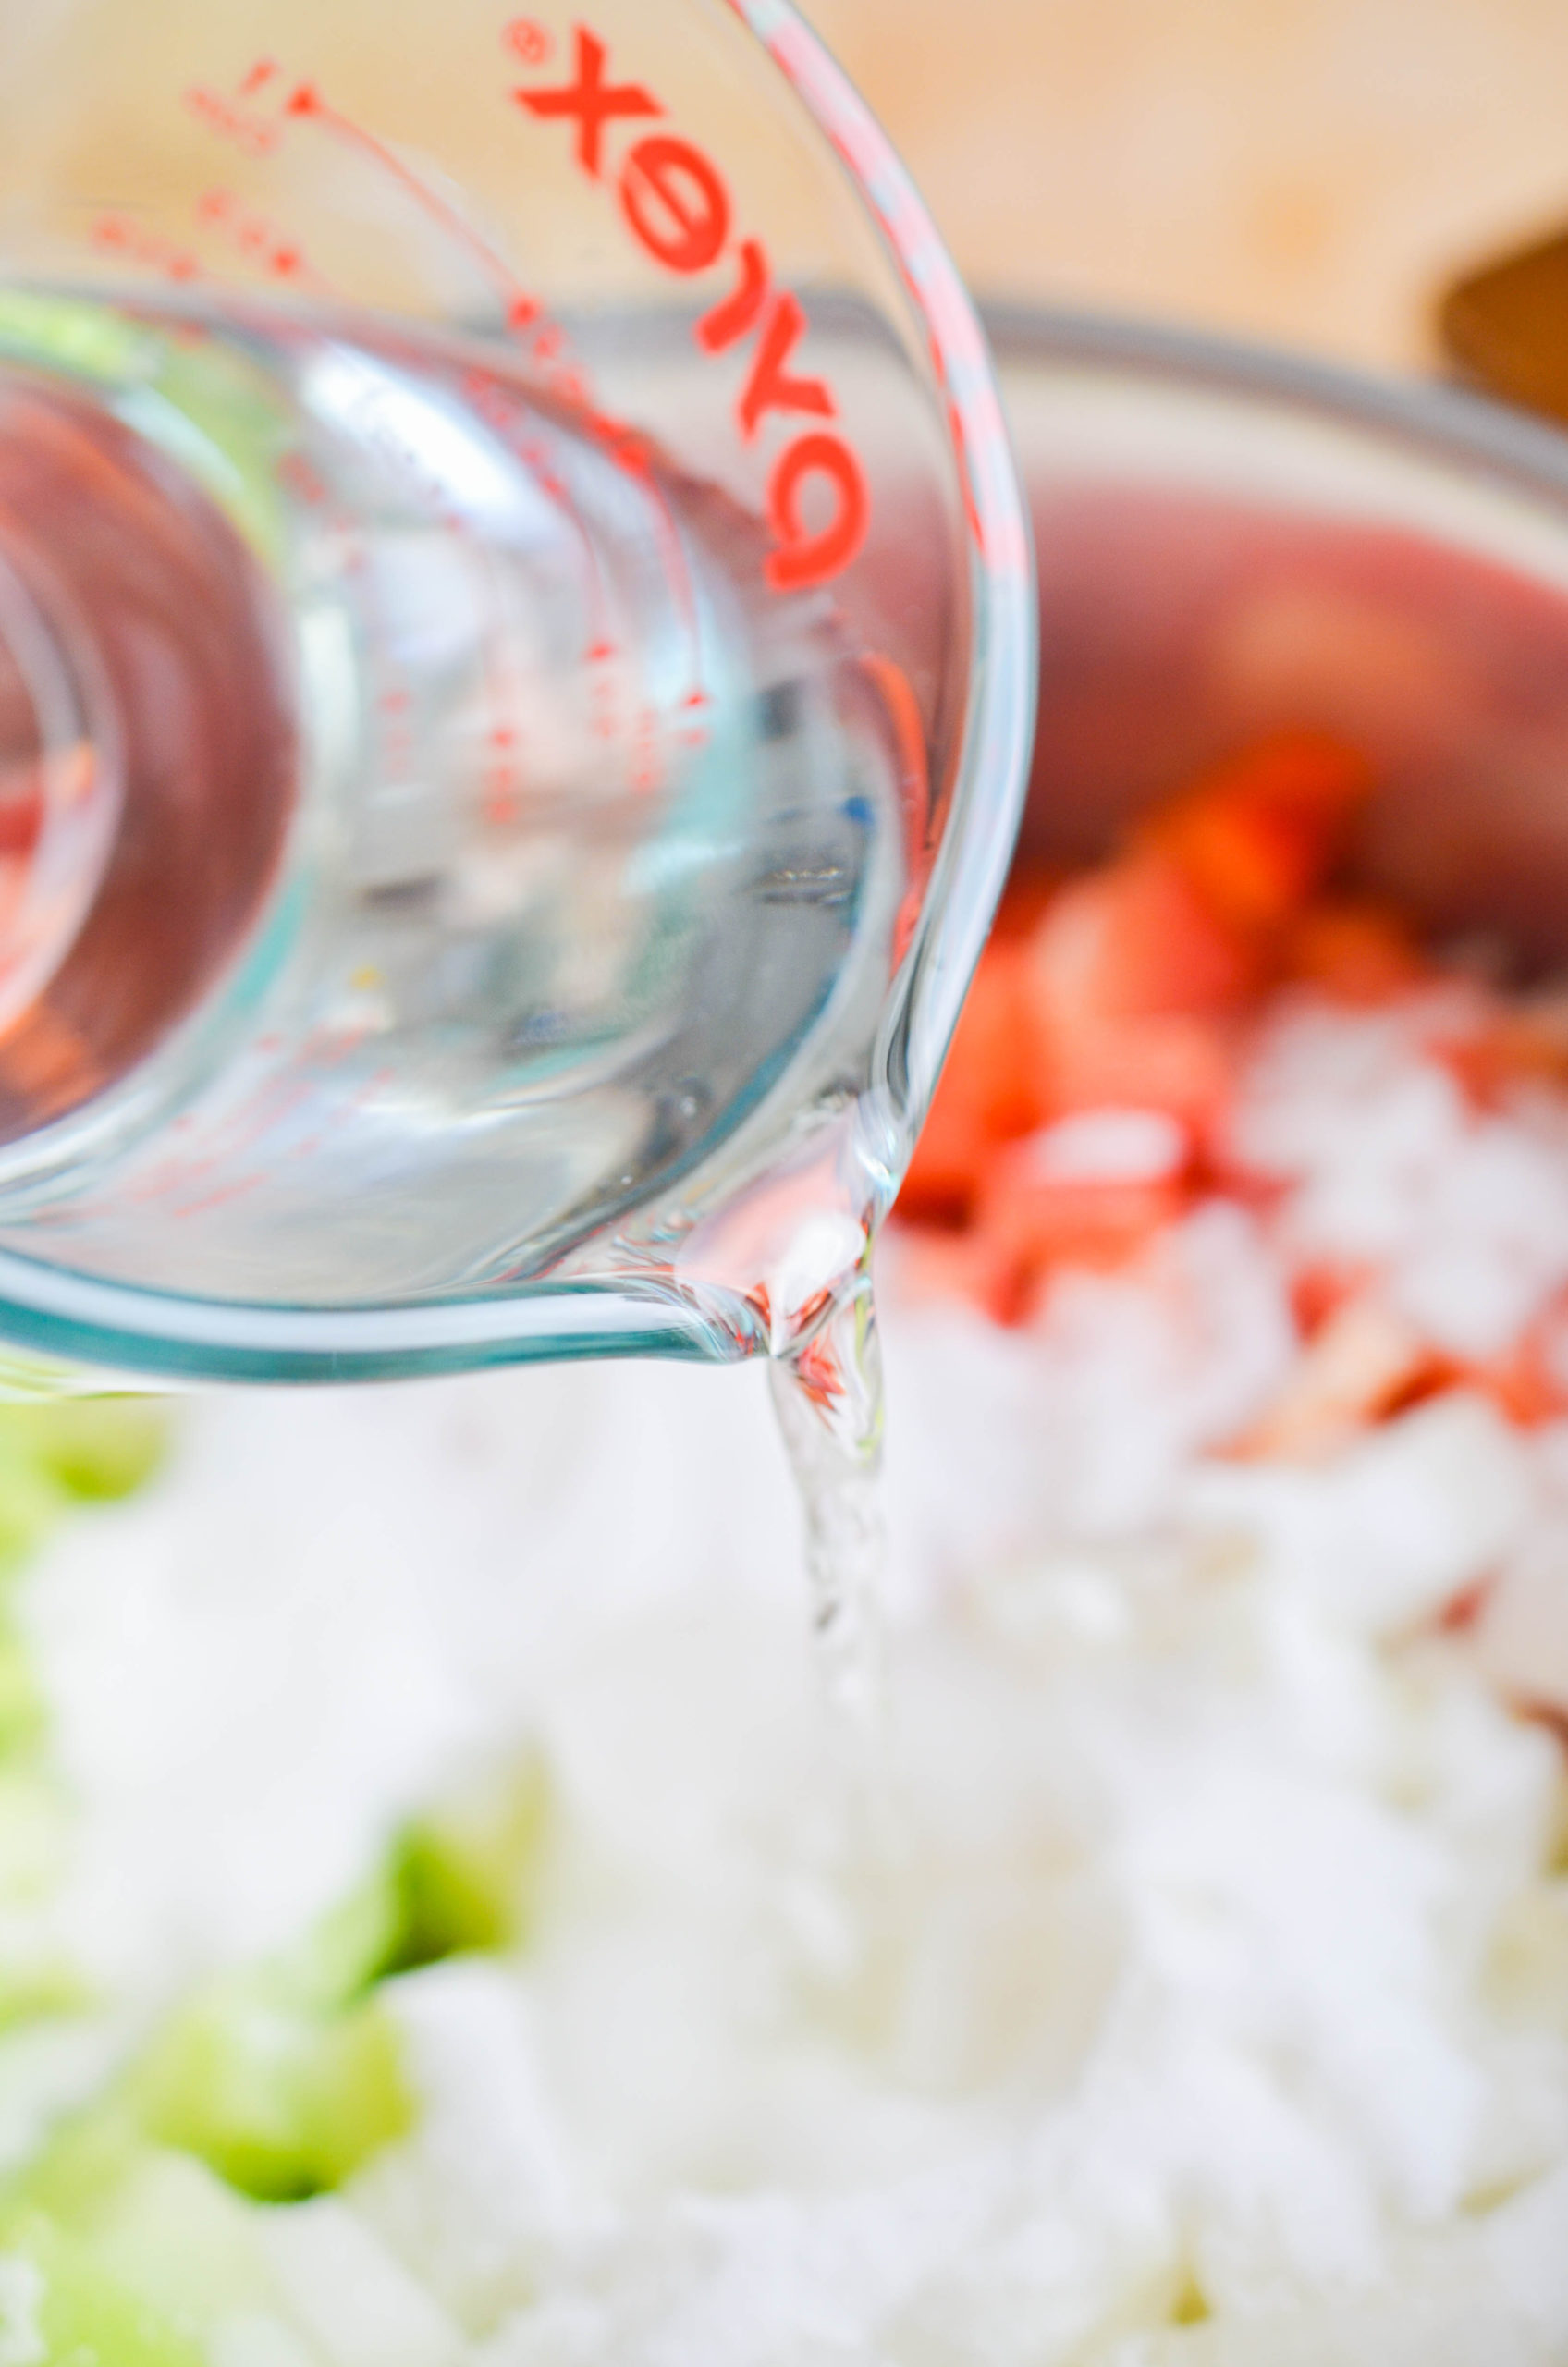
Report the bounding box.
[799,0,1568,374]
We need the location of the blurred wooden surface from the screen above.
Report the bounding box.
[797,0,1568,371]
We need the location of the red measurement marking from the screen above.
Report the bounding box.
[196,187,317,284]
[462,368,618,669]
[484,767,523,826]
[588,414,705,703]
[190,1071,320,1184]
[589,661,619,742]
[503,17,553,66]
[124,1159,200,1208]
[183,82,282,157]
[284,78,544,324]
[172,1173,263,1221]
[189,57,540,329]
[513,27,661,178]
[631,702,666,796]
[92,212,202,283]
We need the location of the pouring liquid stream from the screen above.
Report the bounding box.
[769,1283,888,1737]
[766,1257,902,1913]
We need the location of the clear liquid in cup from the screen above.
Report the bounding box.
[0,289,909,1346]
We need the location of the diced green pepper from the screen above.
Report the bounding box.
[0,1960,87,2037]
[0,1441,67,1576]
[268,1863,405,2017]
[0,1774,72,1906]
[0,1626,45,1758]
[384,1752,550,1973]
[11,2107,144,2233]
[292,2003,413,2194]
[2,2209,205,2367]
[14,1402,168,1505]
[80,2149,276,2329]
[129,1988,412,2204]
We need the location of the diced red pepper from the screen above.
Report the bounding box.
[1288,1259,1378,1339]
[1133,730,1374,934]
[1437,1004,1568,1110]
[1234,1294,1444,1461]
[1281,898,1428,1004]
[976,1153,1187,1320]
[900,937,1047,1223]
[1026,854,1257,1033]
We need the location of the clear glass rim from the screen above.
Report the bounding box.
[0,3,1040,1386]
[717,2,1038,1135]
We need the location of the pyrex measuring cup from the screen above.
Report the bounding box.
[0,0,1034,1387]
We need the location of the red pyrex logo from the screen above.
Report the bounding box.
[511,24,869,595]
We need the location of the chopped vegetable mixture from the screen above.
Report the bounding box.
[0,738,1562,2362]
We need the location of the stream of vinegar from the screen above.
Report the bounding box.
[767,1253,891,1786]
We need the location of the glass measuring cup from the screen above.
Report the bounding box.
[0,0,1035,1388]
